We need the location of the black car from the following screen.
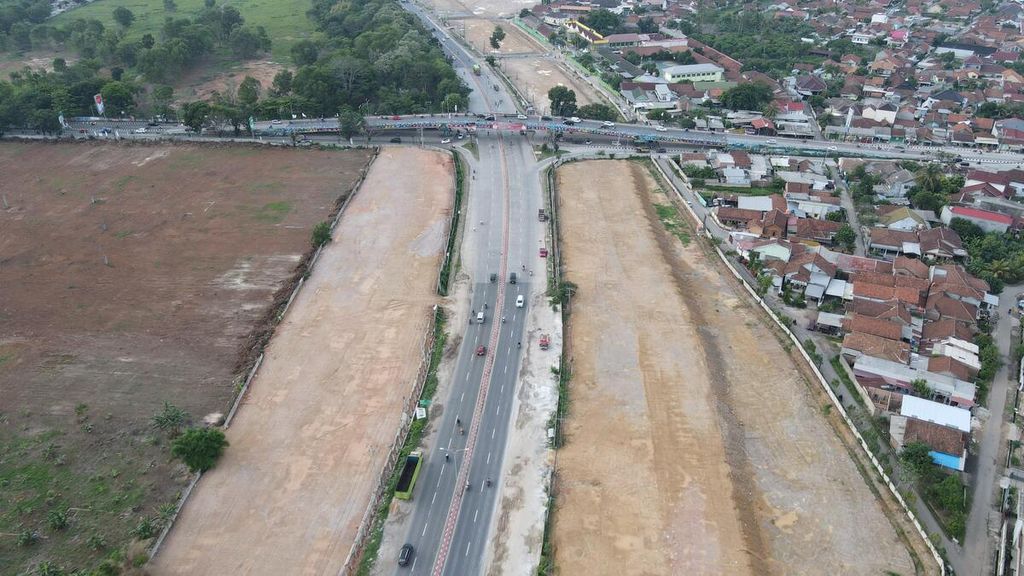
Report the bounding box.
[390,137,402,143]
[656,147,667,153]
[540,115,552,121]
[484,115,495,121]
[398,544,414,567]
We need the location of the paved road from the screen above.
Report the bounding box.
[962,286,1022,576]
[386,3,544,575]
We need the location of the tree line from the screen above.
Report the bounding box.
[0,0,471,132]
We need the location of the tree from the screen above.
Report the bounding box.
[485,55,496,67]
[637,17,658,33]
[140,33,156,49]
[181,100,210,132]
[312,221,332,246]
[583,9,622,36]
[271,70,293,95]
[164,0,178,11]
[113,6,135,28]
[338,106,366,139]
[721,82,773,111]
[835,224,856,252]
[101,81,138,115]
[900,441,934,480]
[911,378,931,398]
[238,76,261,110]
[490,26,505,49]
[52,58,67,73]
[291,39,319,67]
[949,217,984,242]
[548,86,577,117]
[519,8,530,17]
[171,427,228,472]
[150,85,174,117]
[577,103,617,121]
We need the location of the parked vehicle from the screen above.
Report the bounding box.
[539,246,548,258]
[539,334,550,350]
[538,209,547,222]
[510,272,517,284]
[490,273,497,282]
[395,451,424,500]
[472,64,481,75]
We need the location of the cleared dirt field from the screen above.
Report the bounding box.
[462,18,542,54]
[150,147,454,575]
[552,160,917,575]
[502,57,604,109]
[423,0,536,17]
[0,142,372,574]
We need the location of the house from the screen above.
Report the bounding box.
[867,228,919,257]
[795,75,828,97]
[844,313,904,341]
[785,191,842,219]
[940,205,1014,233]
[924,293,979,325]
[852,355,976,408]
[790,218,842,245]
[841,331,912,364]
[893,255,929,279]
[663,63,724,83]
[918,227,967,259]
[889,395,970,471]
[716,207,762,229]
[875,169,918,199]
[879,207,927,231]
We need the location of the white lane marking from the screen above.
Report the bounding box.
[465,371,470,381]
[492,428,496,439]
[412,557,418,571]
[503,364,508,374]
[422,521,429,537]
[447,437,453,449]
[496,404,501,416]
[474,509,479,523]
[460,391,465,403]
[466,541,472,556]
[432,490,438,505]
[500,384,504,393]
[487,451,492,464]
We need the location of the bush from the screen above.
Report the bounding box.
[311,221,332,247]
[171,427,229,473]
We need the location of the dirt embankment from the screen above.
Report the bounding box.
[551,159,916,575]
[150,147,455,575]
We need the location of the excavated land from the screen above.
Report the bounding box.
[0,141,373,573]
[150,147,454,575]
[551,159,919,575]
[462,18,543,54]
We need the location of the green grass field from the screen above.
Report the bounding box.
[50,0,315,62]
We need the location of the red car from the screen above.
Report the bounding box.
[476,345,486,356]
[391,115,402,120]
[539,247,549,258]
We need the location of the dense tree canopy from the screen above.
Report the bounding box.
[720,82,773,111]
[548,86,577,117]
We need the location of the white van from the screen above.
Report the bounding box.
[476,312,485,324]
[516,295,525,308]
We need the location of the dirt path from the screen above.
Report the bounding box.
[150,148,454,575]
[552,160,916,575]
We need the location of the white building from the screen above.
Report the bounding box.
[662,63,724,83]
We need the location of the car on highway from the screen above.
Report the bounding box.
[569,116,581,123]
[655,125,667,132]
[602,121,614,128]
[766,138,777,144]
[398,544,414,567]
[476,345,486,356]
[485,115,495,121]
[827,145,838,151]
[391,115,401,120]
[441,138,451,144]
[517,114,527,120]
[563,118,577,125]
[541,115,552,121]
[390,137,402,143]
[657,147,666,153]
[271,119,282,124]
[134,127,147,134]
[516,295,525,308]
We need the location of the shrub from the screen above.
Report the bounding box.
[171,427,229,473]
[311,221,332,247]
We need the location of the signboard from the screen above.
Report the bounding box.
[93,93,104,115]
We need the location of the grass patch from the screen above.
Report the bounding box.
[653,203,691,245]
[462,140,479,160]
[356,308,447,575]
[700,184,780,196]
[251,201,292,224]
[114,230,133,239]
[0,353,15,368]
[438,151,466,296]
[0,427,152,573]
[535,145,567,161]
[50,0,316,62]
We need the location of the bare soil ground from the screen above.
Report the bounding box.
[501,57,604,109]
[421,0,537,17]
[150,147,454,575]
[552,160,917,575]
[461,18,542,55]
[0,142,372,574]
[171,59,286,104]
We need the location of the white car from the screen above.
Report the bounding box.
[271,119,282,125]
[133,127,147,133]
[766,138,777,144]
[516,294,525,308]
[655,125,667,132]
[441,138,451,144]
[602,121,614,128]
[827,145,838,151]
[570,116,581,123]
[517,114,528,120]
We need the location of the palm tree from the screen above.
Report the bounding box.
[915,163,944,194]
[761,103,777,121]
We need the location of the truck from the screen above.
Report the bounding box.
[472,64,481,75]
[394,450,424,500]
[538,209,547,222]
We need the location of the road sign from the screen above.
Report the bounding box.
[93,94,104,116]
